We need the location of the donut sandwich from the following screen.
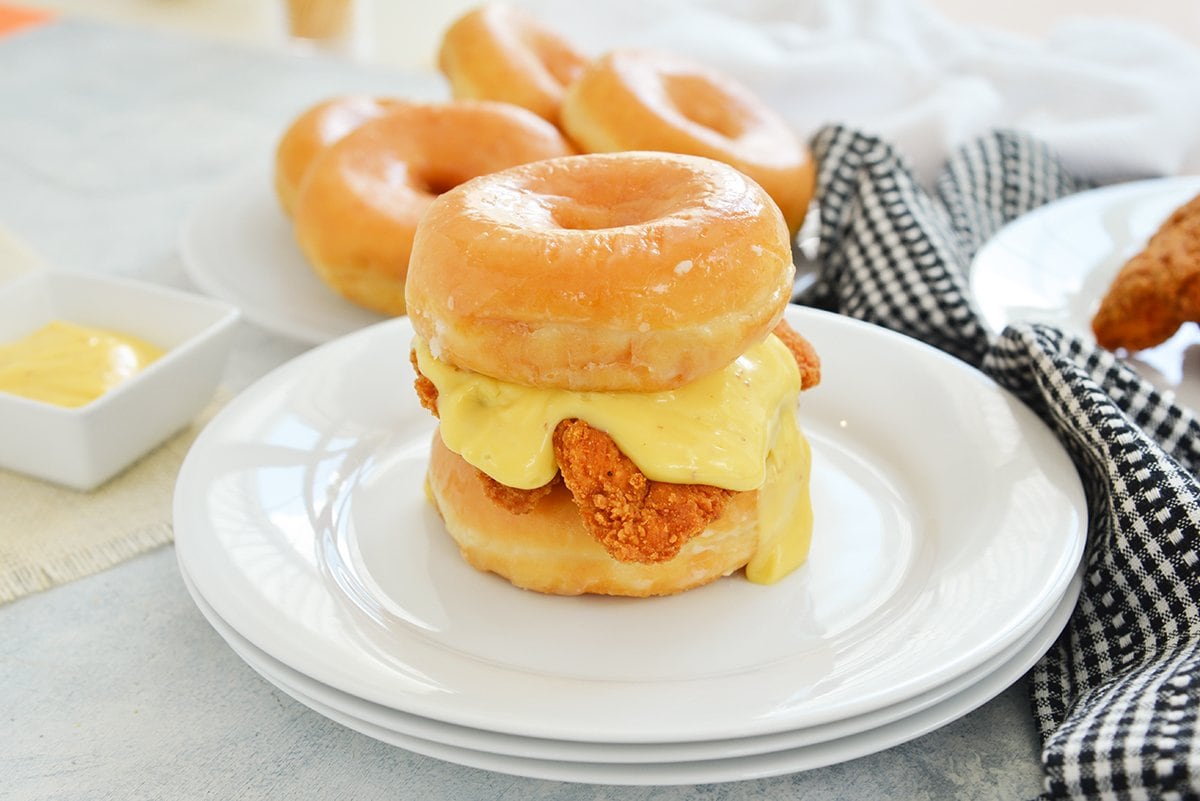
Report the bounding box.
[405,151,820,597]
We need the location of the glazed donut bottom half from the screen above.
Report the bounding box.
[424,428,808,598]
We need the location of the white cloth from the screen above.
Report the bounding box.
[521,0,1200,187]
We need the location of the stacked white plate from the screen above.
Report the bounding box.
[174,306,1088,785]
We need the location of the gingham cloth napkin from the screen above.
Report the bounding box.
[800,125,1200,800]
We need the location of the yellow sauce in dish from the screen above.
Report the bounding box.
[0,320,164,408]
[413,333,814,583]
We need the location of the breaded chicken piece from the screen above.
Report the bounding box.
[411,349,440,415]
[774,319,821,389]
[1092,193,1200,352]
[478,471,560,514]
[409,322,821,553]
[552,419,733,563]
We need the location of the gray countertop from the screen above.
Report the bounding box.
[0,18,1046,800]
[5,547,1045,801]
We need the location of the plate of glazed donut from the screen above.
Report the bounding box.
[174,305,1087,778]
[180,0,829,345]
[971,175,1200,413]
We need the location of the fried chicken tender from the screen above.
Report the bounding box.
[552,419,733,563]
[774,319,821,389]
[1092,193,1200,352]
[411,348,439,415]
[409,321,821,560]
[478,471,560,514]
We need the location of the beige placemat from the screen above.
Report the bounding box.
[0,391,229,605]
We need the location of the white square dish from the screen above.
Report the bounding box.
[0,270,240,490]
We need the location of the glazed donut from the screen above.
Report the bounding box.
[426,431,779,597]
[405,151,794,391]
[437,3,589,125]
[292,100,574,316]
[274,95,399,218]
[560,49,815,236]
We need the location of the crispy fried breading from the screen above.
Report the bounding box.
[410,349,439,416]
[552,419,733,563]
[1092,193,1200,352]
[478,471,561,514]
[773,319,821,389]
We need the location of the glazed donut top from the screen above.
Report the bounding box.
[274,95,399,218]
[300,99,574,209]
[560,49,815,235]
[290,99,575,316]
[405,151,794,392]
[438,3,589,124]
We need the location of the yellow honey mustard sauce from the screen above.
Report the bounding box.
[744,410,814,584]
[0,319,164,408]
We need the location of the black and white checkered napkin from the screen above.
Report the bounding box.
[799,124,1200,800]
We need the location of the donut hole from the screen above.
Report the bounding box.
[414,167,466,197]
[662,73,749,141]
[540,171,689,231]
[550,200,656,230]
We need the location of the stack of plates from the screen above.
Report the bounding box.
[174,307,1087,785]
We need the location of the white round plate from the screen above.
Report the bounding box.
[971,176,1200,411]
[181,560,1081,784]
[173,306,1086,743]
[179,165,386,344]
[180,557,1080,766]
